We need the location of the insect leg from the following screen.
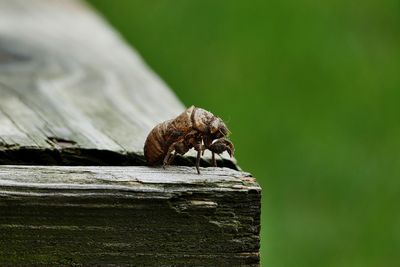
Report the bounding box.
[196,149,201,174]
[212,151,217,167]
[163,143,177,169]
[167,151,177,165]
[208,138,234,158]
[193,139,203,175]
[163,140,189,169]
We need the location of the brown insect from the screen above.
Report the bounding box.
[144,106,234,174]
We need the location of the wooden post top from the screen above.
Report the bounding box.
[0,1,261,265]
[0,0,235,166]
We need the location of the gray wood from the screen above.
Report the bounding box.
[0,165,261,266]
[0,0,233,167]
[0,0,261,266]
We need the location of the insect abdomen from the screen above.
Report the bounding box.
[144,121,170,165]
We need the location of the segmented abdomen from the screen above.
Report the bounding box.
[144,120,172,165]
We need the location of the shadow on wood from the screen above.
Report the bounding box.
[0,0,261,266]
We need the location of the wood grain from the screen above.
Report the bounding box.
[0,165,261,266]
[0,0,234,167]
[0,1,260,265]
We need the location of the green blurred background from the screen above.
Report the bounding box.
[87,1,400,266]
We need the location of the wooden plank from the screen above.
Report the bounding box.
[0,1,260,265]
[0,0,234,166]
[0,165,261,266]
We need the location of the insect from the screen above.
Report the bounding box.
[144,106,234,174]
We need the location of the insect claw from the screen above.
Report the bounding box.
[228,143,235,158]
[227,148,233,158]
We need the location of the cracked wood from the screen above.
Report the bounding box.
[0,0,261,266]
[0,0,234,167]
[0,165,261,266]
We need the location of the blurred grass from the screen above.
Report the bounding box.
[87,0,400,266]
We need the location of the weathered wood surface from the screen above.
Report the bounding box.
[0,0,261,266]
[0,165,261,266]
[0,0,233,167]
